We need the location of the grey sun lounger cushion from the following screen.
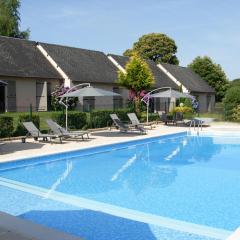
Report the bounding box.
[22,122,62,142]
[46,119,89,139]
[110,114,129,129]
[127,113,153,129]
[112,117,146,134]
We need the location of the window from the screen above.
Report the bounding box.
[83,97,95,112]
[0,85,5,112]
[113,87,123,109]
[7,80,16,112]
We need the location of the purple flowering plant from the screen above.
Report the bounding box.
[51,84,78,111]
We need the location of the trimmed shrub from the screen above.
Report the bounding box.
[0,116,14,138]
[52,111,88,130]
[224,86,240,120]
[89,109,131,128]
[14,114,40,136]
[140,112,159,122]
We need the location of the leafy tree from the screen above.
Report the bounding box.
[230,78,240,87]
[123,33,179,65]
[188,56,229,102]
[0,0,29,39]
[117,54,155,114]
[223,86,240,120]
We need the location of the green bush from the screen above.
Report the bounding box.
[0,116,14,138]
[52,111,88,130]
[89,109,131,128]
[224,86,240,120]
[173,106,193,114]
[14,114,40,136]
[182,98,193,108]
[140,112,159,122]
[232,105,240,122]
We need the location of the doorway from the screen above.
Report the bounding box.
[0,86,5,112]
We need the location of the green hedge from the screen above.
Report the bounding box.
[89,109,131,128]
[14,114,40,136]
[0,116,14,138]
[139,112,159,122]
[52,111,88,130]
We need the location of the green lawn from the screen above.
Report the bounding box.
[198,112,225,121]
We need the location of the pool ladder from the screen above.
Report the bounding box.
[188,119,203,135]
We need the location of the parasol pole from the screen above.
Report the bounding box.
[59,83,91,130]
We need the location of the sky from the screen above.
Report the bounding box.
[20,0,240,80]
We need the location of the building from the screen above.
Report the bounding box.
[0,35,215,113]
[0,36,62,112]
[108,54,215,112]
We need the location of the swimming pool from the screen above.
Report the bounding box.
[0,132,239,239]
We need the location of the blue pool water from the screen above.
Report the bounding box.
[0,132,239,238]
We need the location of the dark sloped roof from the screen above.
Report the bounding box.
[40,42,118,83]
[0,36,61,79]
[108,54,179,89]
[161,63,215,93]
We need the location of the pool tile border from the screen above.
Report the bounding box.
[0,132,186,171]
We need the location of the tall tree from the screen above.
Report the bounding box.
[117,54,155,114]
[123,33,179,65]
[0,0,29,39]
[188,56,229,102]
[230,78,240,87]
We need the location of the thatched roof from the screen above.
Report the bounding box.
[40,42,118,83]
[0,36,61,79]
[161,63,215,93]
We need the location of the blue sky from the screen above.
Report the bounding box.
[20,0,239,80]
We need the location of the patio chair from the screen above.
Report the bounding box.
[158,112,175,125]
[110,114,130,130]
[127,113,153,129]
[46,119,89,140]
[110,117,146,134]
[173,112,184,126]
[110,114,121,130]
[22,122,62,143]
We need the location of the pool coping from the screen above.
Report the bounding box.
[0,211,82,240]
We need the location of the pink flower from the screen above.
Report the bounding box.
[129,89,136,100]
[140,90,146,97]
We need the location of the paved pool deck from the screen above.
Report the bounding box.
[0,124,187,163]
[1,122,240,163]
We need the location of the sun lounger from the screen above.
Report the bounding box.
[158,111,184,126]
[127,113,153,129]
[22,122,62,143]
[110,116,146,134]
[187,117,214,129]
[173,112,184,126]
[46,119,89,140]
[110,114,130,130]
